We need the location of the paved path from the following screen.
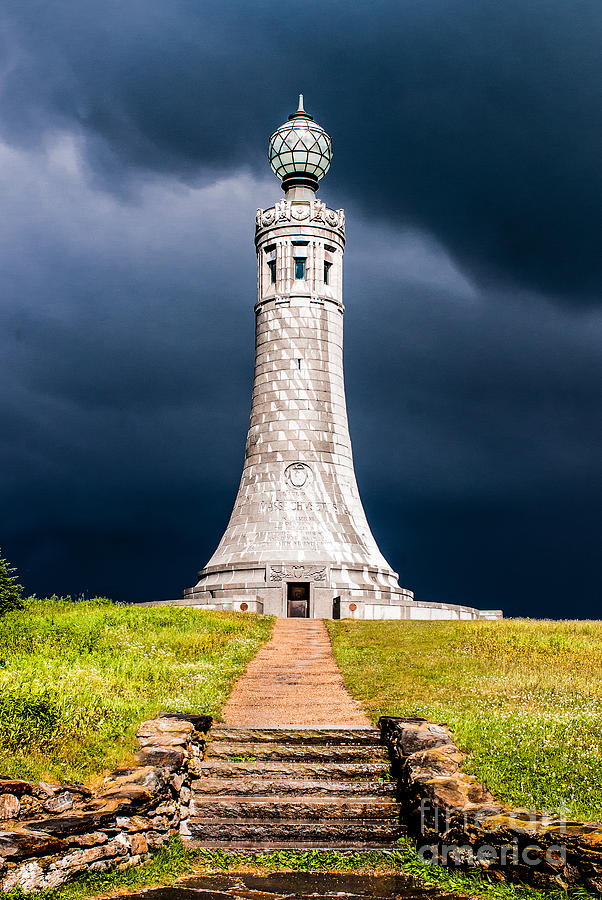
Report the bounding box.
[222,618,371,728]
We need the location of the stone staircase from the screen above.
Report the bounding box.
[183,726,403,849]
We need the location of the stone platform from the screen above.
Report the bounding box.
[168,586,501,620]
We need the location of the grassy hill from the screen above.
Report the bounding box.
[1,606,598,900]
[0,597,273,784]
[328,618,602,823]
[3,601,599,827]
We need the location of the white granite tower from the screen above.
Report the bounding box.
[183,98,501,621]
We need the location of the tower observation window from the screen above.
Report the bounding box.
[268,260,277,283]
[294,259,306,280]
[324,261,332,284]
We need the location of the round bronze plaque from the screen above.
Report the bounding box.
[349,602,357,612]
[240,602,249,611]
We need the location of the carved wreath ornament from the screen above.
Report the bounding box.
[285,462,312,488]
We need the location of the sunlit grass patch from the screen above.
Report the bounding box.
[0,597,273,784]
[328,618,602,822]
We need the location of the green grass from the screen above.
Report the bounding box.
[0,597,273,784]
[327,618,602,823]
[1,610,597,900]
[2,837,593,900]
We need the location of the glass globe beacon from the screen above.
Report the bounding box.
[269,94,332,190]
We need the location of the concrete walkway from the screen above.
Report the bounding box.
[222,618,371,728]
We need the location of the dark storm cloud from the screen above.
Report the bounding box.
[341,224,602,614]
[2,0,602,300]
[0,1,600,616]
[0,142,264,601]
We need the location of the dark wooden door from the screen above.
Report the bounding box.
[287,582,310,617]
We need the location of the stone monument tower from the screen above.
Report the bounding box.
[183,98,501,621]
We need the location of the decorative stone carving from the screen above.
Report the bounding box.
[259,209,275,227]
[256,201,345,234]
[275,200,290,222]
[269,565,327,583]
[290,205,310,221]
[284,462,312,488]
[310,200,325,222]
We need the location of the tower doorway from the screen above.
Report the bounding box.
[287,582,310,617]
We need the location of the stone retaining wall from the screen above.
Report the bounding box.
[380,715,602,894]
[5,714,601,894]
[0,713,211,892]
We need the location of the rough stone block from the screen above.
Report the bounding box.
[2,860,45,892]
[0,780,34,798]
[0,828,67,861]
[0,794,20,820]
[136,718,194,739]
[116,815,153,832]
[46,792,73,814]
[135,747,185,770]
[65,831,108,847]
[130,833,148,855]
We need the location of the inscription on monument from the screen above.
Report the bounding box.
[260,499,349,515]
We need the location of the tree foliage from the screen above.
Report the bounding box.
[0,549,23,616]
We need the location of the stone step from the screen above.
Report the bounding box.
[194,760,391,779]
[191,776,396,797]
[185,839,405,851]
[171,871,457,899]
[206,742,387,762]
[185,819,404,845]
[186,726,399,853]
[209,727,381,745]
[188,796,399,821]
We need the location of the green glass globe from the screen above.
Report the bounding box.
[269,95,332,190]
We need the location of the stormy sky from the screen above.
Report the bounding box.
[1,0,600,618]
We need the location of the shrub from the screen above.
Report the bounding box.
[0,549,23,616]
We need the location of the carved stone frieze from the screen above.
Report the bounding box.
[256,200,345,234]
[269,565,328,583]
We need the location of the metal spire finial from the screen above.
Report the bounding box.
[287,93,313,121]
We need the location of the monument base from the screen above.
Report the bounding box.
[178,560,502,620]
